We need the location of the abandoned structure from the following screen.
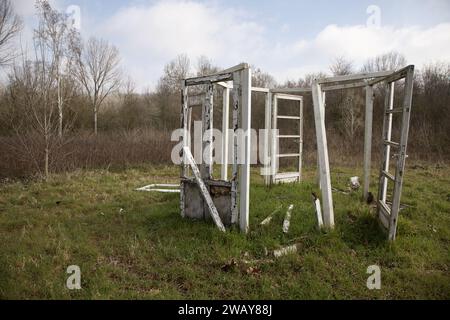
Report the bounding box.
[179,63,415,241]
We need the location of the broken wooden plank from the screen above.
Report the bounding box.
[260,206,281,226]
[274,244,297,258]
[312,192,324,229]
[282,204,294,233]
[182,147,226,232]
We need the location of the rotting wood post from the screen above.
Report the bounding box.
[363,84,374,201]
[231,72,241,225]
[264,91,272,185]
[312,82,334,229]
[239,67,252,234]
[221,86,230,181]
[202,84,214,180]
[180,82,189,218]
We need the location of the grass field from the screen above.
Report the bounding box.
[0,164,449,299]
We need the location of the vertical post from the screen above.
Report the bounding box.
[363,85,374,200]
[202,84,214,180]
[389,66,414,241]
[271,95,278,184]
[317,92,326,188]
[298,98,304,182]
[264,91,272,185]
[221,87,230,180]
[380,82,395,202]
[231,73,241,224]
[239,67,252,234]
[312,82,334,228]
[180,82,189,217]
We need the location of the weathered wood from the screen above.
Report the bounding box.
[274,244,297,258]
[271,94,278,184]
[319,70,394,85]
[221,87,230,180]
[263,91,272,185]
[311,82,334,228]
[180,83,189,217]
[260,206,281,226]
[231,72,240,224]
[322,81,368,91]
[185,63,248,86]
[239,67,252,234]
[270,87,311,94]
[363,85,374,201]
[183,147,226,232]
[201,84,214,179]
[312,193,324,228]
[299,98,304,182]
[282,204,294,233]
[369,65,411,85]
[251,87,270,93]
[185,73,232,86]
[388,66,415,241]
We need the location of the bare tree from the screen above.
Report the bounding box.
[0,0,22,66]
[35,0,76,138]
[362,51,407,72]
[72,36,121,135]
[330,56,353,76]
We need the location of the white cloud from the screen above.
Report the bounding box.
[98,1,265,90]
[93,1,450,90]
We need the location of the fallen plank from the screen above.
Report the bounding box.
[312,192,324,229]
[274,244,297,258]
[183,147,226,232]
[260,205,282,226]
[282,204,294,233]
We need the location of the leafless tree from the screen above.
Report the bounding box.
[0,0,22,66]
[35,0,77,138]
[72,36,122,135]
[362,51,407,72]
[330,56,353,76]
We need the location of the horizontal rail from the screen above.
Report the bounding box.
[185,73,233,86]
[384,140,400,148]
[382,170,395,181]
[270,87,311,94]
[379,200,392,216]
[277,115,301,120]
[278,135,301,138]
[252,87,270,93]
[369,65,413,85]
[318,70,394,85]
[277,153,301,158]
[386,108,403,114]
[322,81,368,91]
[275,93,303,101]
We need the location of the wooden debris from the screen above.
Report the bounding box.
[312,192,324,229]
[260,205,281,226]
[282,204,294,233]
[273,244,297,258]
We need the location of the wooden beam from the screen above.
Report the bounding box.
[231,72,240,225]
[322,81,368,91]
[319,70,394,84]
[363,85,374,201]
[201,84,214,179]
[252,87,270,93]
[311,82,334,228]
[185,63,249,86]
[183,147,226,232]
[270,87,311,94]
[221,87,230,180]
[239,67,252,234]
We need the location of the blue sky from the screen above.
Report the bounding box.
[13,0,450,91]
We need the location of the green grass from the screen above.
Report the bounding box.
[0,164,449,299]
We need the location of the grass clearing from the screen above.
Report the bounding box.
[0,165,449,299]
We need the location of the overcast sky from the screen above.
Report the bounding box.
[12,0,450,91]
